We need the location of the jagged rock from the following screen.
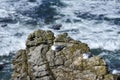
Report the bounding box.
[26,30,55,48]
[51,24,62,30]
[1,23,7,27]
[12,29,119,80]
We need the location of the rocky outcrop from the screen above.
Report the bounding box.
[12,30,119,80]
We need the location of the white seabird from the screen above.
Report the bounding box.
[82,53,93,59]
[112,69,120,75]
[51,45,65,52]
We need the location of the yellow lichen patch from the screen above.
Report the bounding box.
[34,30,44,38]
[26,30,55,47]
[73,56,82,66]
[55,33,72,42]
[67,43,90,55]
[46,30,55,40]
[104,74,114,80]
[93,66,108,76]
[87,56,106,66]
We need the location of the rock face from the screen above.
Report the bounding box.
[12,30,118,80]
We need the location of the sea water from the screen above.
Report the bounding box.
[0,0,120,79]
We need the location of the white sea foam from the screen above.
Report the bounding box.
[0,0,120,56]
[0,23,40,56]
[53,0,120,51]
[0,0,43,56]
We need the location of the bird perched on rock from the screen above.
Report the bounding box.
[112,69,120,75]
[82,52,93,59]
[51,45,65,52]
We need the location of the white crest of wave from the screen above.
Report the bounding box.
[0,0,120,56]
[54,0,120,51]
[0,0,43,56]
[0,23,40,56]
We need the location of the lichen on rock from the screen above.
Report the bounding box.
[26,30,55,48]
[12,29,119,80]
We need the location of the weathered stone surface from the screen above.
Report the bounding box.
[26,30,55,48]
[12,29,119,80]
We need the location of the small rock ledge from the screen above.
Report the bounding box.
[12,30,119,80]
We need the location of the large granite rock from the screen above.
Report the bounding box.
[12,30,119,80]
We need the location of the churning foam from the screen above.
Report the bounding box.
[0,0,43,56]
[0,0,120,56]
[53,0,120,51]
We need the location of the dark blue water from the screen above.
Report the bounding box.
[0,54,13,80]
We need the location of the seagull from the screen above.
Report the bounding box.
[82,53,93,59]
[112,69,120,75]
[51,45,65,52]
